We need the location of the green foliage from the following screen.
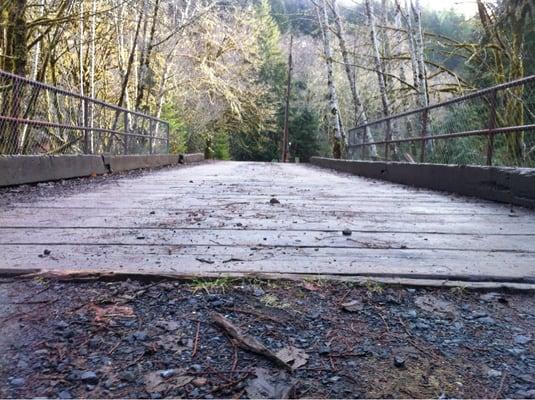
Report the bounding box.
[289,107,320,162]
[213,132,231,160]
[161,104,187,154]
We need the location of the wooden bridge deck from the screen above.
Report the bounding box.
[1,161,535,285]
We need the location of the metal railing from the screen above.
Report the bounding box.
[0,69,170,156]
[348,75,535,167]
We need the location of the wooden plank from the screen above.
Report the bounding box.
[1,228,534,252]
[2,244,534,281]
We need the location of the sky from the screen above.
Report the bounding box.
[341,0,480,18]
[420,0,479,17]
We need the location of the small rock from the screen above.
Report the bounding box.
[480,292,502,302]
[319,345,330,355]
[80,371,99,384]
[269,197,280,205]
[329,376,341,383]
[55,320,69,329]
[486,369,502,378]
[133,331,148,341]
[10,377,25,386]
[341,299,364,312]
[191,364,202,372]
[515,389,535,399]
[406,309,417,318]
[514,335,532,345]
[58,390,72,399]
[478,317,496,325]
[253,287,265,297]
[342,228,352,236]
[393,356,406,368]
[160,369,175,379]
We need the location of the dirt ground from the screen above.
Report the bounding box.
[1,276,534,399]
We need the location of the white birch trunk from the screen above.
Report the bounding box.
[89,0,96,152]
[331,0,377,158]
[317,0,345,158]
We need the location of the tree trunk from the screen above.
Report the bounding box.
[330,0,376,159]
[316,0,345,159]
[365,0,394,159]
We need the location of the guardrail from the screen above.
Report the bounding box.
[0,69,170,156]
[348,75,535,167]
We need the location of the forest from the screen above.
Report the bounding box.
[0,0,534,166]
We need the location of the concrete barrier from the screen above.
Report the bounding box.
[310,157,535,208]
[179,153,204,164]
[0,153,206,187]
[103,154,180,173]
[0,155,107,187]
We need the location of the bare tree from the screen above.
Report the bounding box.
[330,0,377,158]
[315,0,345,159]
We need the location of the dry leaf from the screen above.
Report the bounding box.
[245,368,294,399]
[275,346,309,370]
[90,304,135,322]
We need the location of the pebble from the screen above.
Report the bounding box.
[394,356,406,368]
[160,369,175,378]
[58,390,72,399]
[133,331,148,341]
[80,371,99,384]
[253,287,265,297]
[342,228,352,236]
[486,369,502,378]
[514,335,532,345]
[10,377,25,386]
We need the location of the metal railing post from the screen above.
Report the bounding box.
[149,119,154,155]
[361,127,366,160]
[166,122,170,154]
[420,108,428,163]
[123,111,129,155]
[486,89,497,166]
[83,98,90,154]
[384,120,391,161]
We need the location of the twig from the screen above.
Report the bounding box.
[212,312,292,371]
[108,338,123,355]
[494,372,506,398]
[192,321,201,358]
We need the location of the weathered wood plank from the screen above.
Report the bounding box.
[1,228,534,252]
[3,244,534,281]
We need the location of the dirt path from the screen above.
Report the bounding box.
[0,277,534,399]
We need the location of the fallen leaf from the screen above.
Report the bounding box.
[245,368,294,399]
[302,281,320,291]
[275,346,309,370]
[90,304,135,323]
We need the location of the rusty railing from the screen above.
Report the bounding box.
[348,75,535,167]
[0,69,170,156]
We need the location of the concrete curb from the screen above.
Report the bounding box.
[102,154,180,173]
[0,155,107,187]
[0,153,205,187]
[310,157,535,209]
